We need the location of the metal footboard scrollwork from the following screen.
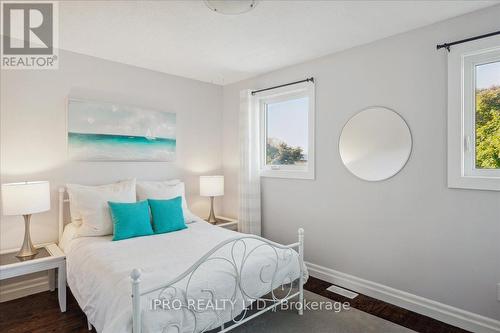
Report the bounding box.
[130,228,305,333]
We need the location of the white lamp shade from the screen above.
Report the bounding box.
[200,176,224,197]
[1,181,50,215]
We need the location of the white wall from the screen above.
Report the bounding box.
[222,6,500,321]
[1,49,223,251]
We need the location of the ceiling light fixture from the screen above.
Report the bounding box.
[204,0,258,15]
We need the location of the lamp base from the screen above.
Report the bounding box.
[16,214,38,258]
[206,196,219,224]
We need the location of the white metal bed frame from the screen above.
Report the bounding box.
[58,188,305,333]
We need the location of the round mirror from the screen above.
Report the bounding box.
[339,107,412,181]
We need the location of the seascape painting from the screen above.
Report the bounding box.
[67,99,176,161]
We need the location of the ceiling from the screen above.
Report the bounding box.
[59,0,499,85]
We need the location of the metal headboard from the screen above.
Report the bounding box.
[58,187,70,245]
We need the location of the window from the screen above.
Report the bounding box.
[472,61,500,171]
[256,82,315,179]
[448,37,500,191]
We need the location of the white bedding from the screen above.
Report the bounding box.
[64,218,306,333]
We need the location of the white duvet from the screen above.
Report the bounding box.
[64,219,306,333]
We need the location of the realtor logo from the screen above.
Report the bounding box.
[1,1,58,69]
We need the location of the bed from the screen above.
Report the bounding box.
[58,188,307,333]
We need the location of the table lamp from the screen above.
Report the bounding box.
[1,181,50,258]
[199,175,224,224]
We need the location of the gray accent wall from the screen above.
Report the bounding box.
[222,6,500,320]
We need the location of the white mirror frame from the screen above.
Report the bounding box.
[339,106,412,182]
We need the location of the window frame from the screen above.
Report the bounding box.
[447,36,500,191]
[256,81,315,179]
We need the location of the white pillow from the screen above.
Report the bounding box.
[59,222,79,253]
[66,179,136,237]
[136,179,185,205]
[136,180,197,223]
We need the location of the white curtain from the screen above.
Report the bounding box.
[239,89,261,236]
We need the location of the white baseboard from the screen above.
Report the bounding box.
[306,262,500,333]
[0,276,50,302]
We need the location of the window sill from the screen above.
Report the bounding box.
[260,169,315,180]
[448,174,500,191]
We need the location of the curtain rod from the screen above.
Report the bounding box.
[436,30,500,52]
[251,77,314,95]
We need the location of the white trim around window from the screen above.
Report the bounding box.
[447,35,500,191]
[255,81,315,180]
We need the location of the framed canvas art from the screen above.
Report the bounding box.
[67,99,176,161]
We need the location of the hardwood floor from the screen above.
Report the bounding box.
[304,276,471,333]
[0,288,94,333]
[0,278,471,333]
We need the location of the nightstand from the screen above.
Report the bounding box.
[0,243,66,312]
[214,216,239,230]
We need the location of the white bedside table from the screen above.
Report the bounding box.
[214,216,239,230]
[0,243,66,312]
